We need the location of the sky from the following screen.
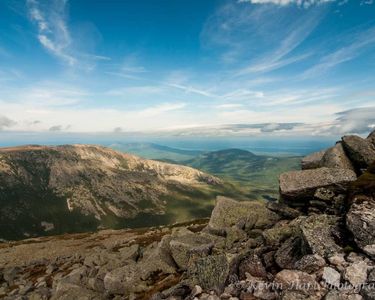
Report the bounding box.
[0,0,375,137]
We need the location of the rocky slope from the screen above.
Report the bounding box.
[1,130,375,300]
[0,145,221,240]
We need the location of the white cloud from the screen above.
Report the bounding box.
[202,1,324,74]
[303,26,375,78]
[106,86,165,96]
[0,82,89,108]
[327,107,375,134]
[216,103,244,109]
[239,0,337,8]
[27,0,76,66]
[27,0,109,69]
[138,103,187,117]
[165,83,215,98]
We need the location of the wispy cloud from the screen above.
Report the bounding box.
[165,83,215,98]
[0,82,89,107]
[106,86,164,96]
[26,0,109,69]
[238,0,337,8]
[138,103,187,117]
[202,1,324,75]
[27,0,76,66]
[303,26,375,78]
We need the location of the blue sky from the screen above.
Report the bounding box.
[0,0,375,136]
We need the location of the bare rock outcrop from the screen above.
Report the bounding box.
[301,150,326,170]
[368,129,375,146]
[279,167,356,210]
[342,135,375,171]
[321,142,355,171]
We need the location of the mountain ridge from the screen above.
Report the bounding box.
[1,131,375,299]
[0,144,223,240]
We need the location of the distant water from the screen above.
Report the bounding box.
[0,132,337,156]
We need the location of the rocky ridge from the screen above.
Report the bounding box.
[0,145,222,240]
[1,131,375,299]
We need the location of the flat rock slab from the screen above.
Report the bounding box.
[208,196,280,232]
[279,167,356,204]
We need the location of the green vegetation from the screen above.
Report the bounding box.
[110,142,202,162]
[113,144,301,201]
[0,145,301,241]
[182,149,301,201]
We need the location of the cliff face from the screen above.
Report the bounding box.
[0,145,221,240]
[1,131,375,300]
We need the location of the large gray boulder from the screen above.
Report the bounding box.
[301,150,325,170]
[342,135,375,170]
[187,254,231,293]
[138,236,177,280]
[207,197,280,233]
[321,142,355,171]
[103,263,147,295]
[279,167,356,205]
[52,282,105,300]
[300,214,343,258]
[169,234,213,270]
[346,195,375,258]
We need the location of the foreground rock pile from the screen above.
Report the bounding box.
[1,131,375,300]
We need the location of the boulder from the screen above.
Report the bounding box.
[361,286,375,300]
[207,197,280,233]
[300,214,343,258]
[295,254,326,274]
[52,282,105,300]
[275,236,305,269]
[279,167,356,206]
[325,291,363,300]
[346,196,375,257]
[344,261,368,287]
[103,263,147,295]
[274,270,318,290]
[169,234,213,270]
[342,135,375,170]
[138,234,178,280]
[118,244,140,261]
[321,142,355,171]
[262,221,297,246]
[238,253,267,280]
[301,150,325,170]
[187,254,231,293]
[266,202,301,219]
[328,253,346,267]
[322,267,341,288]
[224,226,247,248]
[368,129,375,146]
[281,290,326,300]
